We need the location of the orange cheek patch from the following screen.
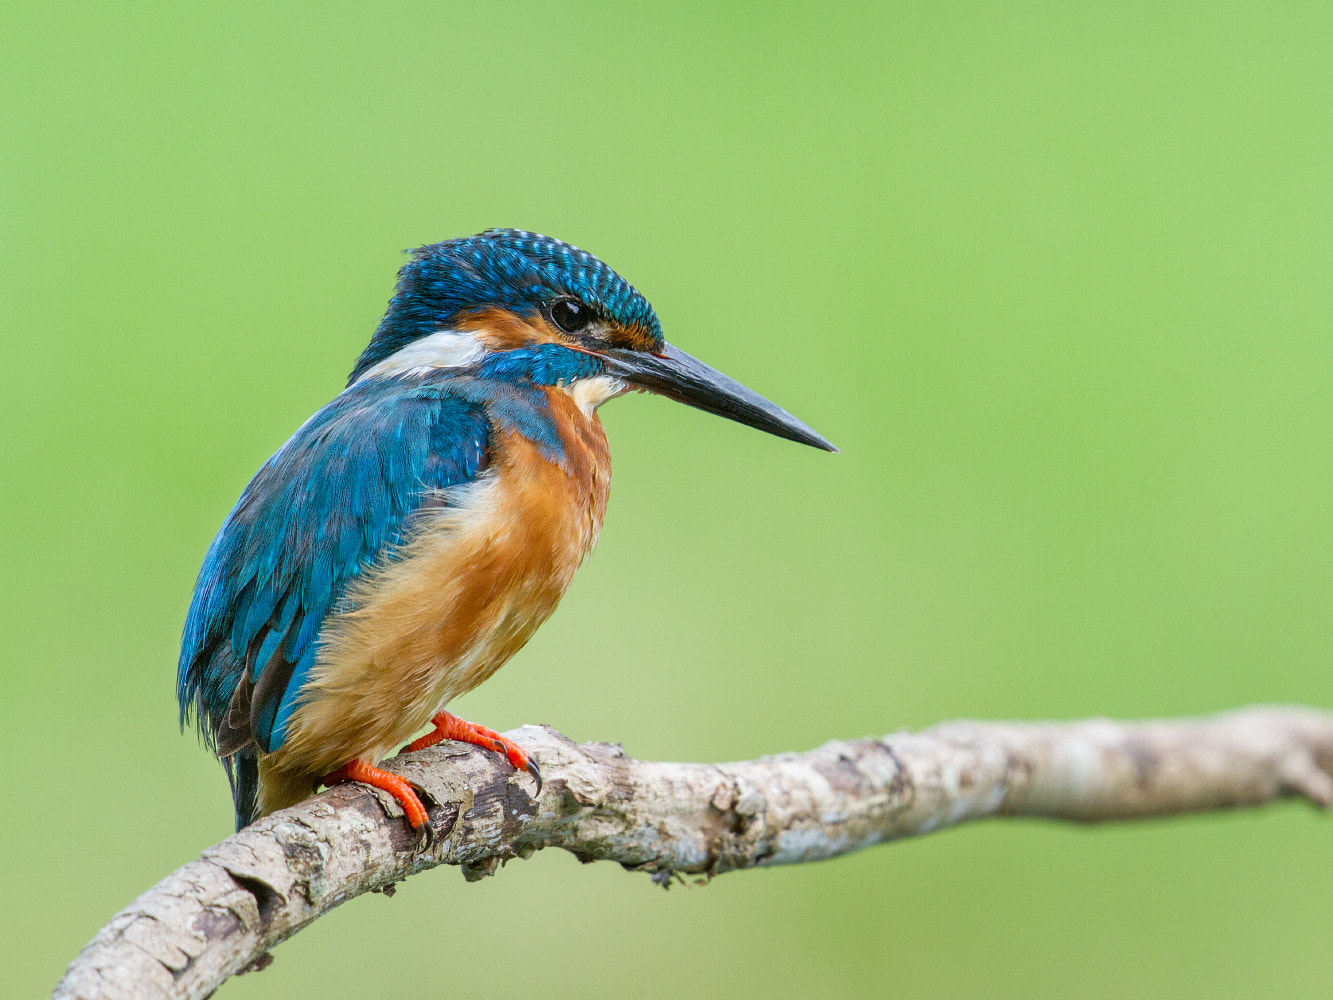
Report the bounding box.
[605,321,662,353]
[458,307,662,356]
[456,307,566,350]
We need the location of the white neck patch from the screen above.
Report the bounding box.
[562,374,627,415]
[356,328,485,382]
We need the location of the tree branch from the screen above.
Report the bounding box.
[54,705,1333,1000]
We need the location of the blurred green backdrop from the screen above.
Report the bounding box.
[5,3,1333,997]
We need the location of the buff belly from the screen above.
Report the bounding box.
[256,408,610,819]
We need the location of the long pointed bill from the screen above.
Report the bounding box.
[602,342,837,452]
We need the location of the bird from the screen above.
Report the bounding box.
[177,229,835,835]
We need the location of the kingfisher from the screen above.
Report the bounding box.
[177,229,835,834]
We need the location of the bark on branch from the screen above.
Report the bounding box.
[54,705,1333,1000]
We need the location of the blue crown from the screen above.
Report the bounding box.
[350,229,662,383]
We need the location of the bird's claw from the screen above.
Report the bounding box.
[410,781,437,850]
[414,817,435,851]
[492,737,541,798]
[524,757,543,799]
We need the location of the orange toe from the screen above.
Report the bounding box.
[402,723,448,755]
[323,758,428,828]
[406,711,534,775]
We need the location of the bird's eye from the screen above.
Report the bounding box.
[549,298,592,334]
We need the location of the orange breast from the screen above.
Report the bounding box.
[268,388,611,779]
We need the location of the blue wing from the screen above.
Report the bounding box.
[176,376,492,766]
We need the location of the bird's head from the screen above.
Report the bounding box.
[350,229,835,451]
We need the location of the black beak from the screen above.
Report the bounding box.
[602,342,837,452]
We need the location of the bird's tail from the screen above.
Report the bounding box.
[226,749,261,831]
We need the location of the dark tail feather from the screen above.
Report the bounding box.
[226,750,260,831]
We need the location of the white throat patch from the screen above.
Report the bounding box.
[357,329,485,382]
[562,374,627,415]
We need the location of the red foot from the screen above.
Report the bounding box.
[323,759,429,829]
[402,711,541,794]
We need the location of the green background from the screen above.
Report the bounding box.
[5,3,1333,997]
